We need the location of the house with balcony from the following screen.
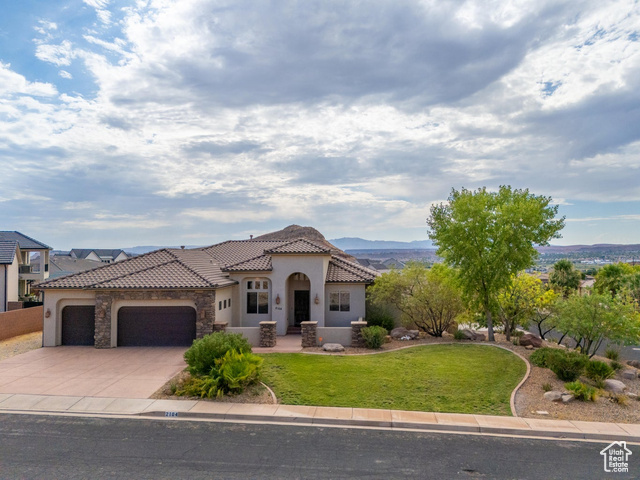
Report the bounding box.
[0,232,51,311]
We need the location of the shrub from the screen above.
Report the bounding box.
[609,393,629,406]
[542,382,553,392]
[361,326,388,349]
[453,329,466,341]
[529,347,560,368]
[610,360,624,371]
[565,381,598,402]
[585,360,614,382]
[178,375,222,399]
[605,348,620,361]
[548,350,588,382]
[365,303,395,332]
[217,350,263,394]
[184,332,252,376]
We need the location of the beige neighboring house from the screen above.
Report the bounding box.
[37,236,377,348]
[70,249,130,263]
[0,231,51,312]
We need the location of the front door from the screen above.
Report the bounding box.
[294,290,310,326]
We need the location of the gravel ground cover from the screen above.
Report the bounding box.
[0,331,42,361]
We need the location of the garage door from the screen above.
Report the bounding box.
[61,306,95,346]
[117,306,197,346]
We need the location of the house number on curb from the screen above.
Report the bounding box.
[165,411,179,417]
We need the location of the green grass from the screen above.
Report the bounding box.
[260,345,526,416]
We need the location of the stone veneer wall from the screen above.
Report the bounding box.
[301,321,317,347]
[350,320,367,348]
[259,321,277,347]
[94,290,216,349]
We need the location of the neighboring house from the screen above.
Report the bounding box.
[579,276,595,295]
[0,232,51,311]
[356,258,389,273]
[70,249,130,263]
[49,255,103,279]
[37,237,378,348]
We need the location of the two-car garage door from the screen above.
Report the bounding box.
[61,305,196,346]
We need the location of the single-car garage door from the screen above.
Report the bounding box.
[61,306,95,345]
[117,306,196,346]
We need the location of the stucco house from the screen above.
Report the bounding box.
[70,249,130,263]
[0,231,51,311]
[37,235,377,348]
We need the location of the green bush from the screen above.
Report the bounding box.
[529,347,560,368]
[365,303,395,332]
[605,347,620,361]
[542,382,552,392]
[217,350,263,394]
[610,360,624,371]
[565,381,598,402]
[585,360,614,382]
[453,329,466,340]
[361,326,388,349]
[549,351,588,382]
[184,332,252,376]
[177,375,222,399]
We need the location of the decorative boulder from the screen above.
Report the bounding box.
[460,329,486,341]
[561,394,575,404]
[604,379,627,394]
[622,370,638,380]
[627,360,640,368]
[544,391,563,402]
[519,334,543,348]
[390,327,410,339]
[385,335,392,343]
[323,343,345,352]
[525,345,534,350]
[407,330,420,340]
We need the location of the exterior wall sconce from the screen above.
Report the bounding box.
[45,309,51,318]
[275,294,281,305]
[314,294,320,305]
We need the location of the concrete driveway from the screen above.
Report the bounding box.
[0,347,187,398]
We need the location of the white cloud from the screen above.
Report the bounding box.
[58,70,73,79]
[35,40,75,66]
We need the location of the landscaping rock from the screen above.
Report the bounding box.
[385,335,392,343]
[519,334,543,348]
[622,370,638,380]
[628,392,638,400]
[525,345,534,350]
[322,343,345,352]
[459,329,485,341]
[627,360,640,368]
[390,327,419,340]
[561,394,575,404]
[544,391,563,402]
[604,379,627,394]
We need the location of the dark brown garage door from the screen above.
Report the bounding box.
[61,306,95,346]
[117,306,196,346]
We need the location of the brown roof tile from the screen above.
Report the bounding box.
[326,256,378,283]
[223,254,272,272]
[264,238,331,254]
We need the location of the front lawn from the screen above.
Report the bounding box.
[260,344,526,416]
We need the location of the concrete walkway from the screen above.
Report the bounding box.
[0,393,638,443]
[253,334,303,353]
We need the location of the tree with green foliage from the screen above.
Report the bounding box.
[367,262,464,337]
[554,293,640,357]
[532,287,558,340]
[427,186,565,341]
[497,273,542,341]
[594,263,635,297]
[549,259,581,298]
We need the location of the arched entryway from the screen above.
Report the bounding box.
[286,272,310,328]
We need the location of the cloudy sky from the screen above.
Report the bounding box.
[1,0,639,249]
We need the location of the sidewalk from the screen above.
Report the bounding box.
[1,392,638,443]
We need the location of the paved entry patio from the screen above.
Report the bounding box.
[0,347,187,398]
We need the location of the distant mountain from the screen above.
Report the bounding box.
[330,237,434,250]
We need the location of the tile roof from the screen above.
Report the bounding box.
[264,238,331,254]
[326,256,379,283]
[202,240,284,267]
[0,231,50,250]
[37,249,235,290]
[223,254,272,272]
[0,240,18,264]
[70,249,129,260]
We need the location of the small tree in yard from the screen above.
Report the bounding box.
[549,259,581,298]
[367,262,464,337]
[497,273,541,341]
[554,293,640,358]
[532,288,558,340]
[427,186,565,341]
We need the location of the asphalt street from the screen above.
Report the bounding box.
[0,413,636,479]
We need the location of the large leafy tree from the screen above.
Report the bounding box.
[367,262,464,337]
[554,293,640,357]
[427,186,564,341]
[594,263,635,297]
[548,259,582,298]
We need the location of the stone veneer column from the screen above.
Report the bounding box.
[259,321,277,347]
[213,321,228,333]
[300,321,318,347]
[350,320,368,348]
[94,294,113,348]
